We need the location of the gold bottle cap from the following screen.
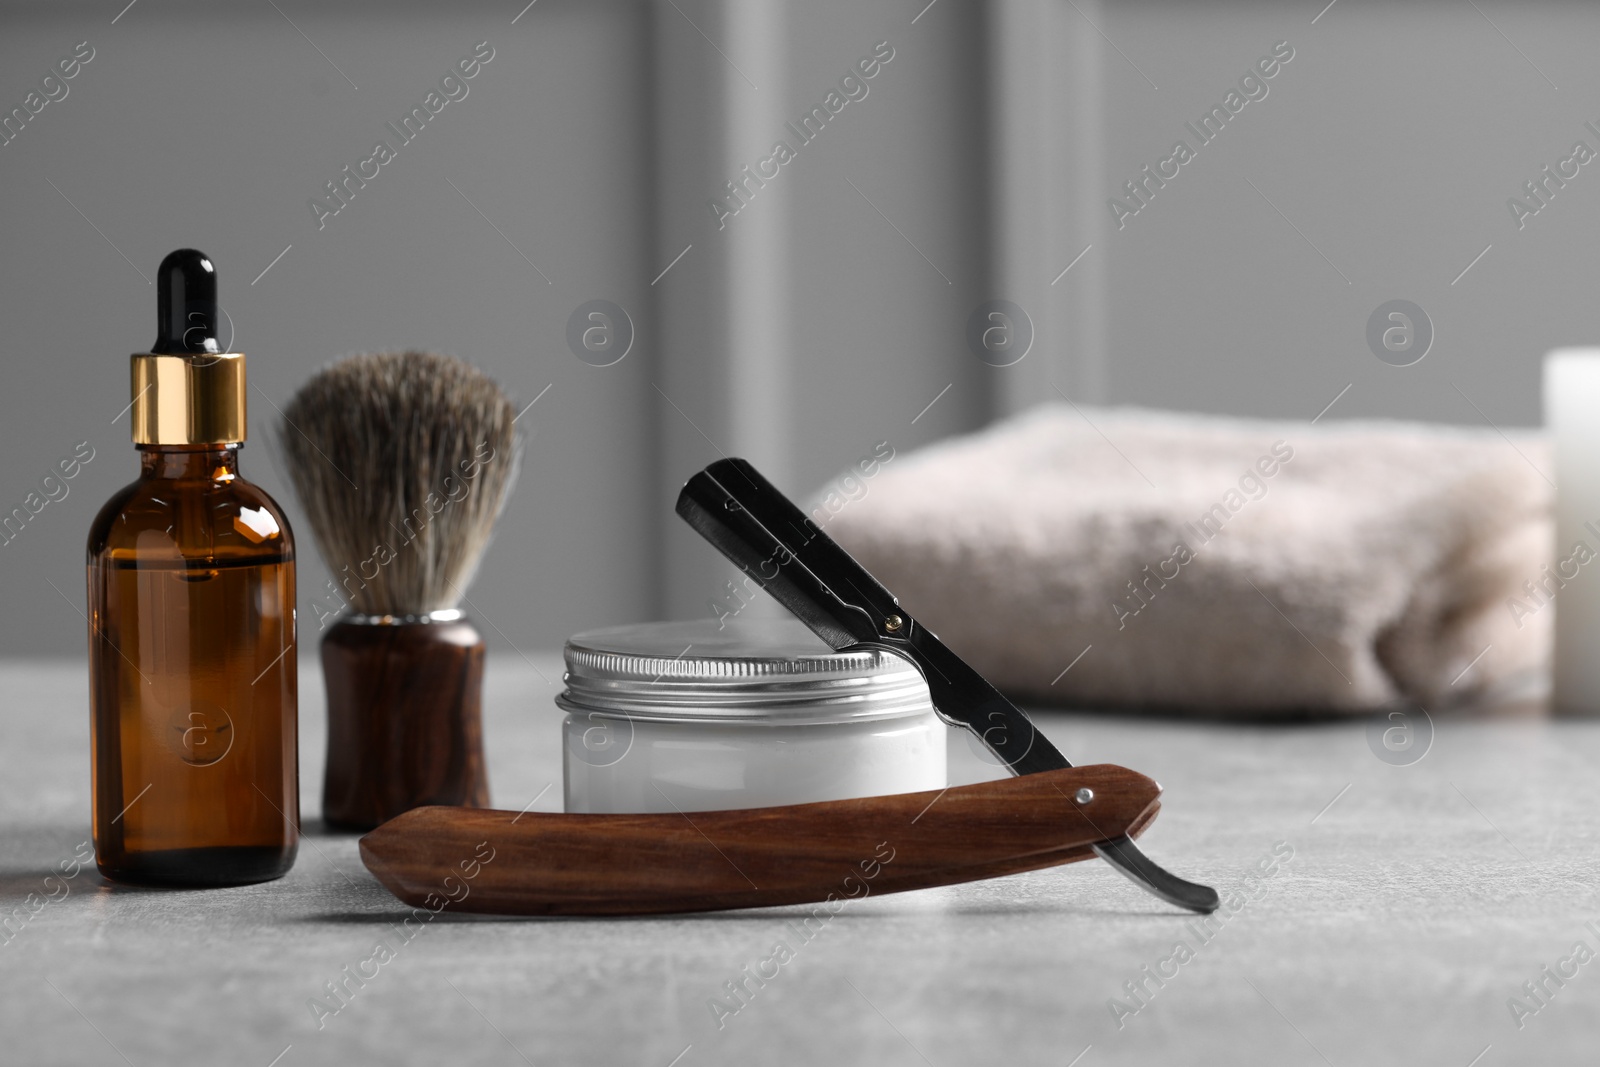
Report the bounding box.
[130,352,247,445]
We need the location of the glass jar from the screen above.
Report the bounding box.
[557,619,946,813]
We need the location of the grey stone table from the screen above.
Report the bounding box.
[1,656,1595,1066]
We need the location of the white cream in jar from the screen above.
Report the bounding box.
[557,619,946,814]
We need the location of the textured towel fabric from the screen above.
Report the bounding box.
[820,406,1553,713]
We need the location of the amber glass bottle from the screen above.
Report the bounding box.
[87,249,298,886]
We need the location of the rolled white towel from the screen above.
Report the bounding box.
[819,405,1552,713]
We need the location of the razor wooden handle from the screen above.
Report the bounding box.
[357,765,1161,916]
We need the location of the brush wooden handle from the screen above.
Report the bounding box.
[321,618,491,831]
[358,765,1160,916]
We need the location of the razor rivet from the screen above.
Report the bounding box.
[884,614,904,633]
[1075,787,1094,804]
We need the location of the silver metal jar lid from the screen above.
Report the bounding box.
[556,618,932,724]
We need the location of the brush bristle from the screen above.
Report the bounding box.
[279,351,521,618]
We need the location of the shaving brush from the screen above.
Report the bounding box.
[281,352,521,831]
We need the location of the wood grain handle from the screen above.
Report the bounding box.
[357,765,1161,916]
[321,618,490,832]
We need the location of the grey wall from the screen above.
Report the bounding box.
[0,0,1590,657]
[0,0,991,657]
[1095,1,1599,425]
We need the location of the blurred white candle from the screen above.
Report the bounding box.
[1546,349,1600,714]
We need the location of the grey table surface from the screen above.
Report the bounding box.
[1,656,1595,1066]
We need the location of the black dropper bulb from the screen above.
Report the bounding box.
[152,249,220,354]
